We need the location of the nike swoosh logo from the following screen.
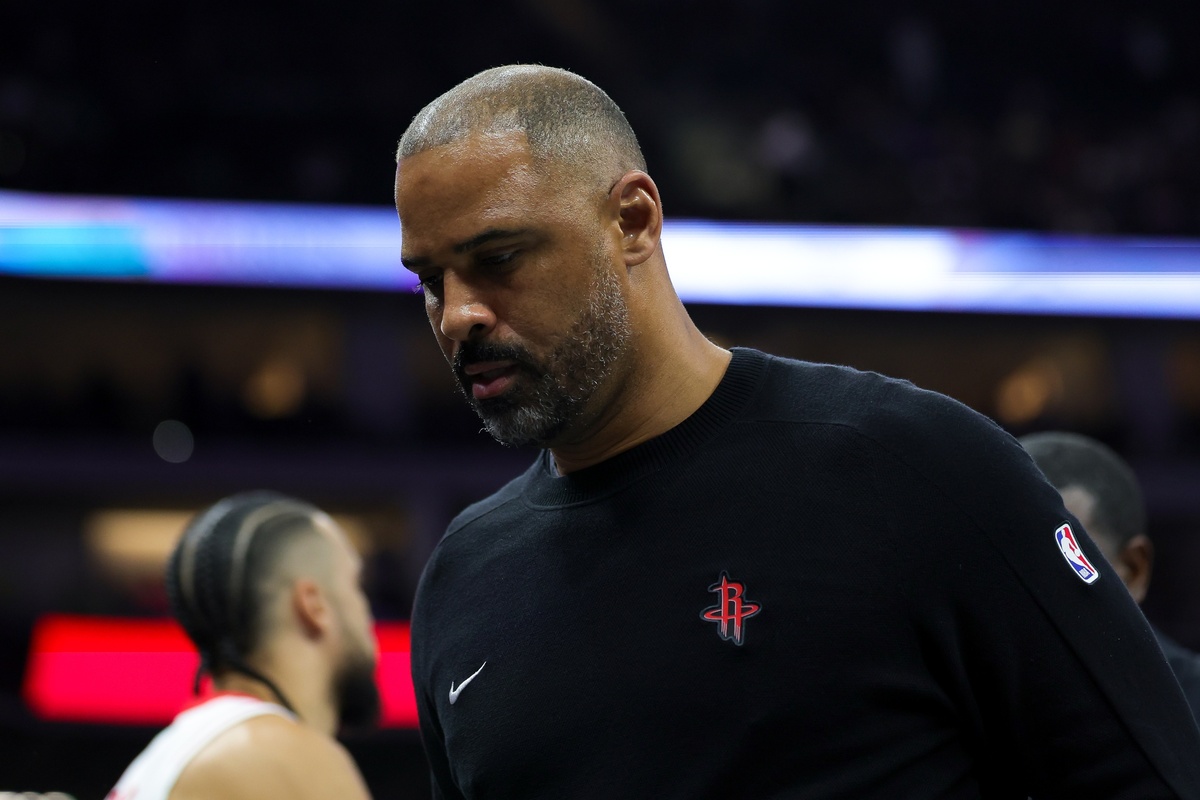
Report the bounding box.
[448,661,487,705]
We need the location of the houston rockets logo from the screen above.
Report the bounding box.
[701,572,761,646]
[1056,522,1100,584]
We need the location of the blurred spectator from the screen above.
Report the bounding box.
[1021,430,1200,725]
[3,2,1199,234]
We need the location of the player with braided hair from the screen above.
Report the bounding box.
[108,491,378,800]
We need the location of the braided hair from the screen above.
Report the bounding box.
[165,490,326,716]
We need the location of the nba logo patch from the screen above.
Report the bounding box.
[1055,523,1099,584]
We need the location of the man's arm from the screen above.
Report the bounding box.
[411,544,471,800]
[170,714,373,800]
[974,452,1200,794]
[869,395,1200,794]
[412,671,469,799]
[1155,631,1200,729]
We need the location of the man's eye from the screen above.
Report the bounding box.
[416,273,444,291]
[480,250,517,267]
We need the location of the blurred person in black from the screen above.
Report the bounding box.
[1022,430,1200,725]
[394,64,1200,798]
[107,491,378,800]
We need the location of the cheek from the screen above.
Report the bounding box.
[357,599,379,655]
[425,310,454,358]
[424,293,441,327]
[341,593,371,642]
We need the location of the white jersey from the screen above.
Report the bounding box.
[107,694,295,800]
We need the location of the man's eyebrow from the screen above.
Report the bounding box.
[453,228,531,254]
[401,228,531,272]
[400,254,431,271]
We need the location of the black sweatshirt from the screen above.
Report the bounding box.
[411,348,1200,799]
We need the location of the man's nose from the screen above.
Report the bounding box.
[438,274,496,342]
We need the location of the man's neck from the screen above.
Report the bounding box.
[214,659,338,737]
[548,334,731,474]
[212,671,285,708]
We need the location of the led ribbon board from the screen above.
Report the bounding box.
[22,615,417,727]
[3,189,1200,317]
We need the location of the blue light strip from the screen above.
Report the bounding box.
[3,189,1200,317]
[0,190,411,290]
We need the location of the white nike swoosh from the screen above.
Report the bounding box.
[448,661,487,705]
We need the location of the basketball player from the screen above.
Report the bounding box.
[107,491,378,800]
[394,65,1200,797]
[1022,430,1200,724]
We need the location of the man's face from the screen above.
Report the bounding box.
[395,131,632,447]
[316,516,380,730]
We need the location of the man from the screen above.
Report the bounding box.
[394,65,1200,798]
[1021,430,1200,724]
[107,491,378,800]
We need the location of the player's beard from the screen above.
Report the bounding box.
[452,254,632,448]
[334,649,381,732]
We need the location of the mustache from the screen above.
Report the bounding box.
[452,340,537,378]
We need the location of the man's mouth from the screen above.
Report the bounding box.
[462,361,519,401]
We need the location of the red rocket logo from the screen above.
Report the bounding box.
[701,572,761,646]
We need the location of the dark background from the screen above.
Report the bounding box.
[2,1,1200,797]
[5,0,1200,234]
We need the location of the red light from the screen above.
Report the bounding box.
[23,615,416,728]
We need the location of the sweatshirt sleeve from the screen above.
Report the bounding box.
[416,691,466,800]
[862,388,1200,797]
[411,561,469,800]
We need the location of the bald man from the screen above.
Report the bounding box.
[395,65,1200,798]
[1021,430,1200,725]
[107,492,378,800]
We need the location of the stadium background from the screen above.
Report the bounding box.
[2,1,1200,796]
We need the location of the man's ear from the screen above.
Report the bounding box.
[609,170,662,268]
[1118,534,1154,604]
[291,578,331,638]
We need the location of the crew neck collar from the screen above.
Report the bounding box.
[523,347,768,507]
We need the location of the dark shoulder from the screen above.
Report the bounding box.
[443,457,538,538]
[752,351,1005,444]
[749,351,915,422]
[748,351,1050,509]
[1157,631,1200,699]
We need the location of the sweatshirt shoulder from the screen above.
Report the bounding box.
[753,352,1004,439]
[414,461,534,618]
[749,352,1037,490]
[444,463,533,538]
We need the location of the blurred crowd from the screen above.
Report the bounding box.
[2,1,1198,235]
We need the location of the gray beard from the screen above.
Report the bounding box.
[457,264,631,449]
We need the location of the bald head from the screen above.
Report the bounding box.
[396,65,646,191]
[1019,431,1146,550]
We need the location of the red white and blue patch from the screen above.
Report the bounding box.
[1055,522,1100,584]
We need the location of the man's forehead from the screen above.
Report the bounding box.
[398,129,535,182]
[396,135,557,261]
[398,134,542,210]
